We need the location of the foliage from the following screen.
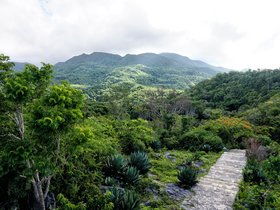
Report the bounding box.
[190,69,280,112]
[129,151,151,175]
[104,154,128,179]
[109,188,141,210]
[235,143,280,209]
[242,94,280,142]
[201,117,254,147]
[243,160,267,183]
[180,128,224,152]
[123,166,140,186]
[116,119,155,154]
[149,150,221,184]
[234,183,280,209]
[177,166,198,188]
[54,52,220,90]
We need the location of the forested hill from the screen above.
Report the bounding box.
[53,52,230,89]
[190,69,280,112]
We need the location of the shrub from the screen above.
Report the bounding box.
[179,128,223,152]
[104,177,119,187]
[56,193,87,210]
[178,166,198,188]
[123,166,140,186]
[121,190,141,210]
[110,188,140,210]
[129,151,151,174]
[245,138,268,161]
[150,140,161,151]
[104,154,127,178]
[262,156,280,182]
[117,119,155,154]
[202,117,254,148]
[243,160,267,183]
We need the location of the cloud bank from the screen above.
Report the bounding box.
[1,0,280,70]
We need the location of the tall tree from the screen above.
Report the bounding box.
[0,56,84,209]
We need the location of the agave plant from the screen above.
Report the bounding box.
[104,176,120,187]
[129,151,151,174]
[109,188,141,210]
[110,188,125,209]
[121,190,141,210]
[104,154,127,178]
[178,166,198,188]
[123,166,140,186]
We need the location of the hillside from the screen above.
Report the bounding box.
[54,52,230,89]
[190,69,280,112]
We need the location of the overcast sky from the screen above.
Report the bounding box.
[1,0,280,70]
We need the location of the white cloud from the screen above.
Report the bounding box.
[1,0,280,70]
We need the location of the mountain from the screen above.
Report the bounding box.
[12,62,29,71]
[54,52,231,89]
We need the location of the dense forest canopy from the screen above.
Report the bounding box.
[1,54,280,209]
[190,69,280,112]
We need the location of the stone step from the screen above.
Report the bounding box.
[181,149,247,210]
[200,177,239,187]
[198,180,239,191]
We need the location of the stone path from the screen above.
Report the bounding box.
[181,149,247,210]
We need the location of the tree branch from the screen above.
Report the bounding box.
[43,176,51,199]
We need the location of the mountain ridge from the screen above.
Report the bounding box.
[14,52,232,89]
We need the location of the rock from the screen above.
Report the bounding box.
[193,161,204,168]
[164,152,176,162]
[165,183,193,201]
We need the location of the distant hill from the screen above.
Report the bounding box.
[54,52,231,89]
[12,62,29,71]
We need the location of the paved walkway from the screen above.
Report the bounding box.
[181,149,247,210]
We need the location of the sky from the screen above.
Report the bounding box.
[1,0,280,70]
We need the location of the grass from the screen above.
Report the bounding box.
[149,150,222,184]
[139,149,222,209]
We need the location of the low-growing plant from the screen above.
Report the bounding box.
[129,151,151,174]
[243,160,267,183]
[262,155,280,182]
[104,154,127,178]
[177,166,198,188]
[123,166,140,186]
[109,188,141,210]
[179,128,223,152]
[150,140,162,151]
[121,190,141,210]
[104,177,120,187]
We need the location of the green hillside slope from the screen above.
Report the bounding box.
[54,52,230,89]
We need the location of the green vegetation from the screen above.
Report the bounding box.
[190,70,280,112]
[54,52,227,90]
[178,166,198,188]
[1,53,280,209]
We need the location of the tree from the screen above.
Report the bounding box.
[0,56,84,209]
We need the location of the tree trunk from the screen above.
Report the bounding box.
[14,105,49,210]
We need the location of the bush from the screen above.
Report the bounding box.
[121,190,141,210]
[104,154,127,178]
[129,151,151,174]
[117,119,155,154]
[150,140,161,151]
[104,177,120,187]
[123,166,140,186]
[243,160,267,183]
[202,117,254,148]
[262,156,280,182]
[178,166,198,188]
[179,128,223,152]
[110,188,140,210]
